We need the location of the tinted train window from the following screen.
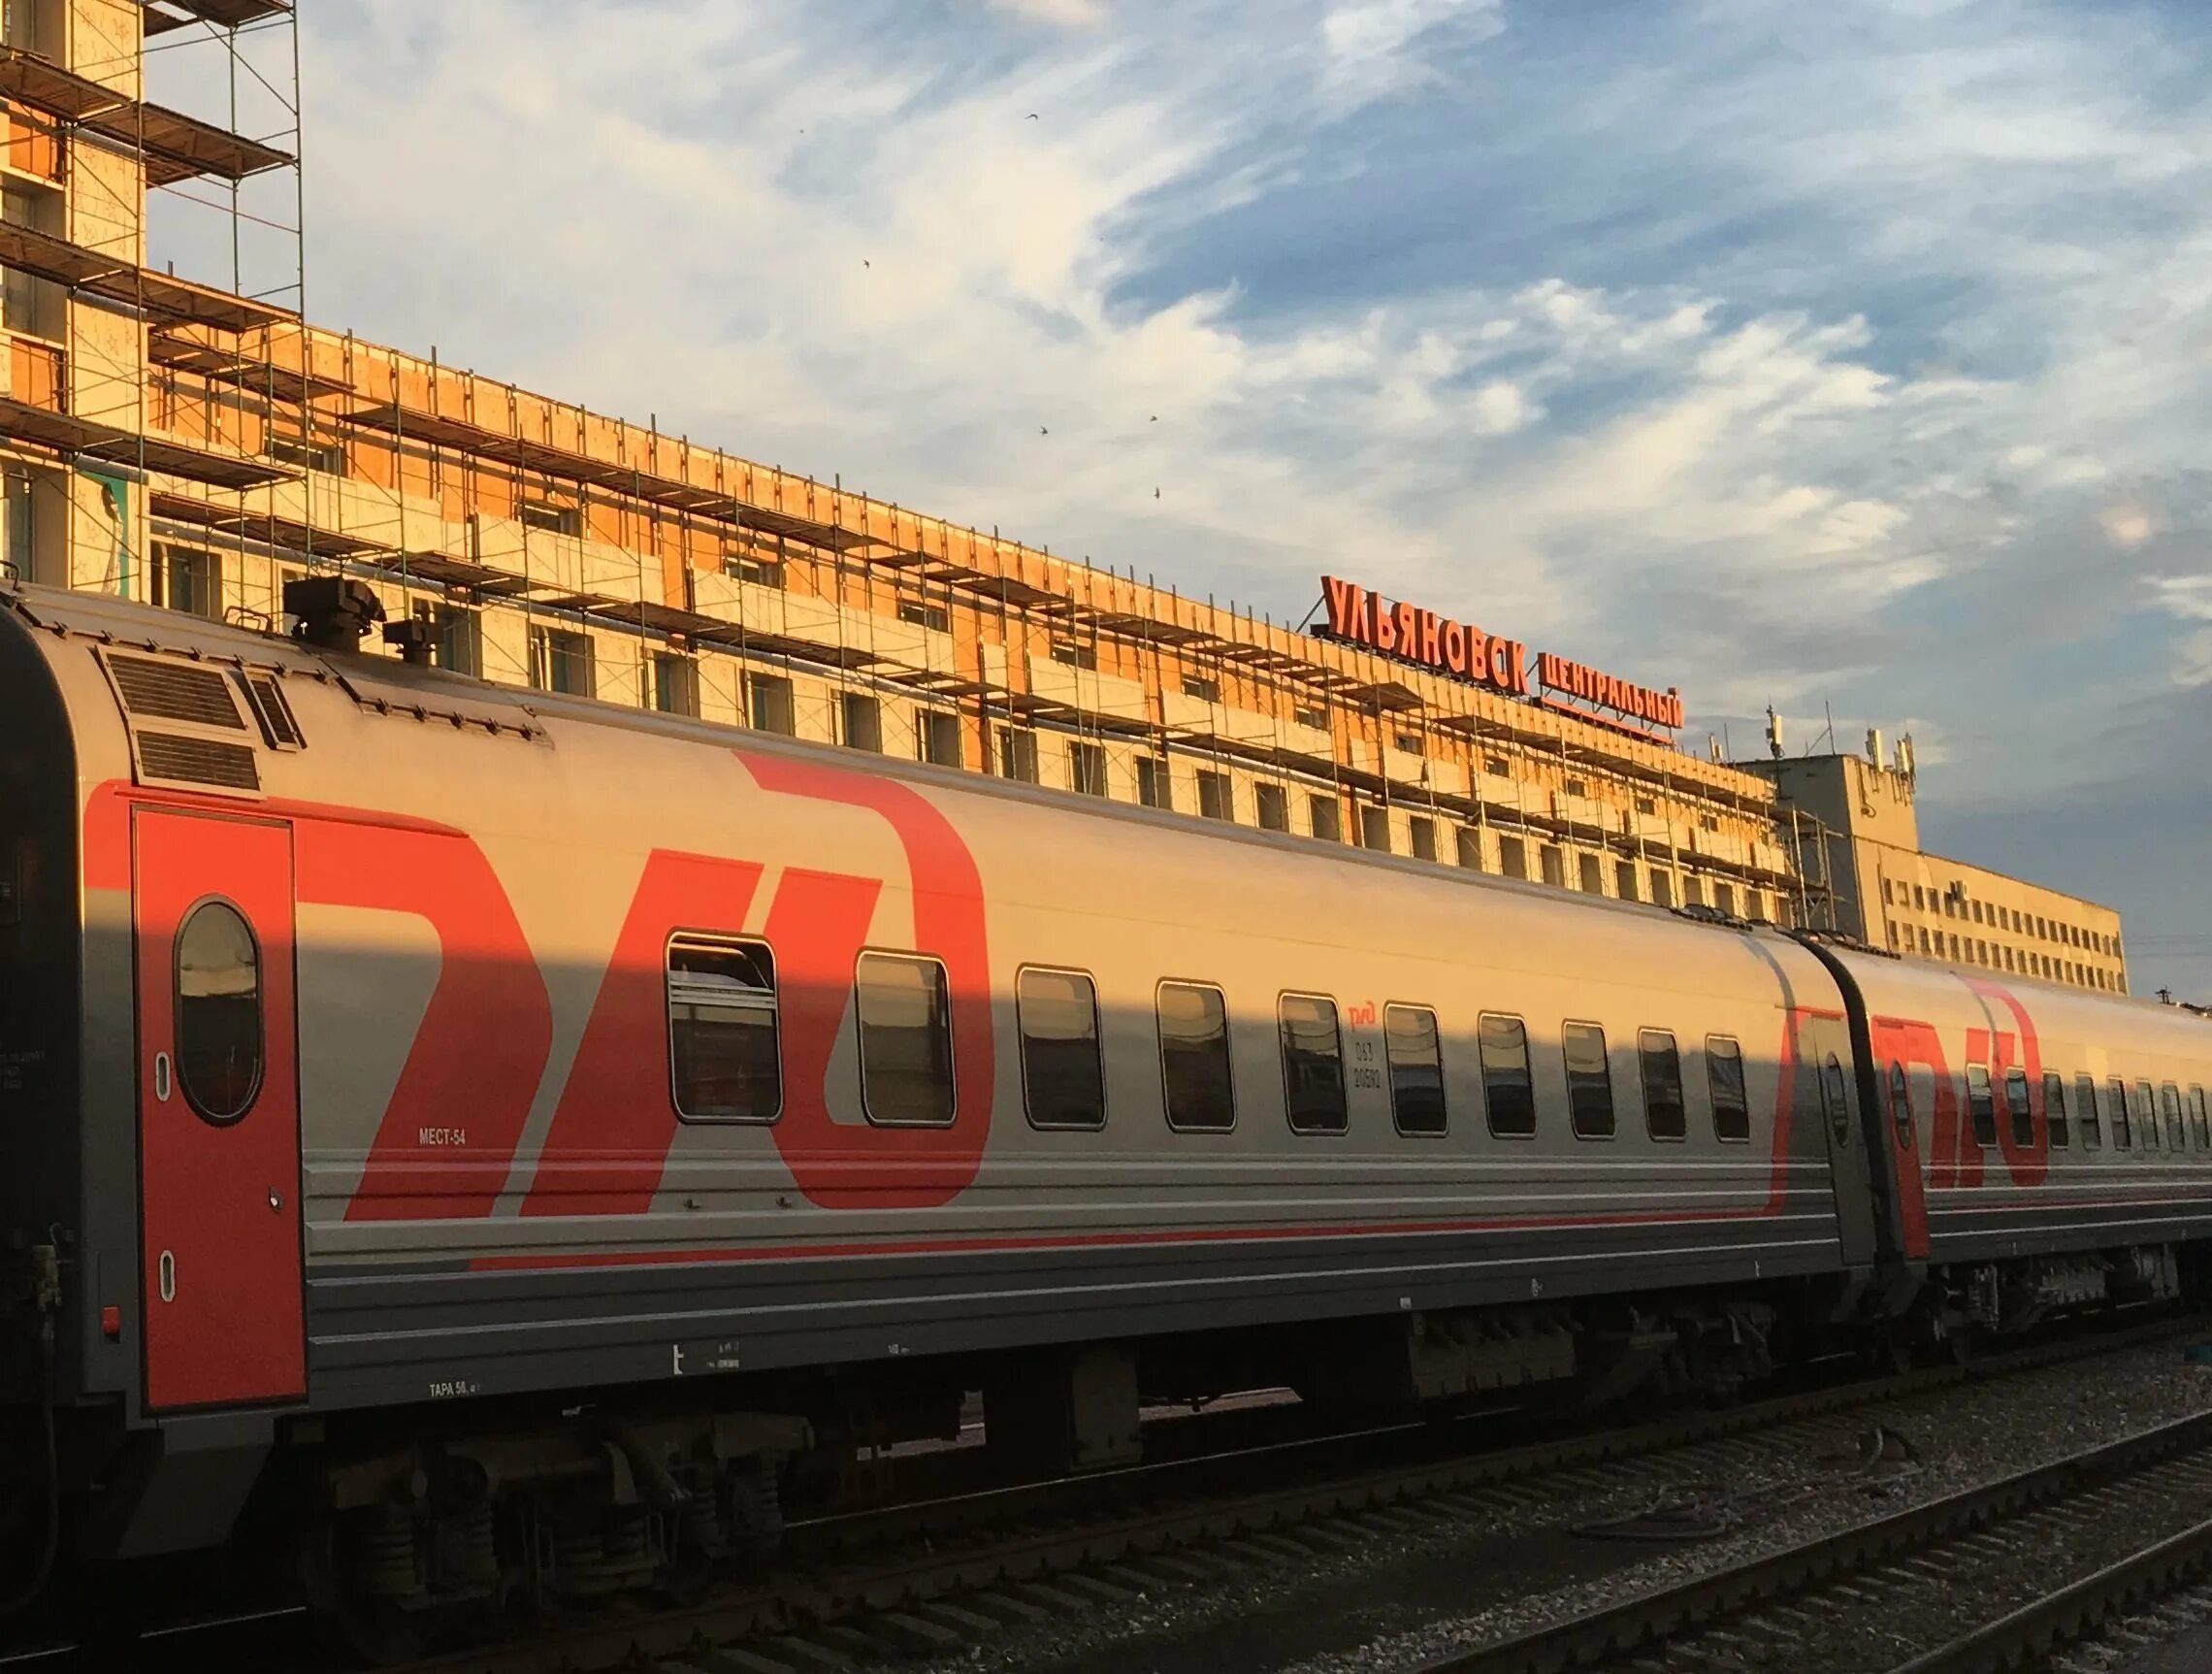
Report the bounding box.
[2004,1068,2033,1148]
[1280,995,1348,1135]
[1158,982,1234,1132]
[1823,1055,1852,1146]
[2110,1077,2131,1149]
[1563,1023,1614,1139]
[2077,1076,2102,1150]
[1640,1031,1686,1141]
[855,952,956,1127]
[1385,1004,1448,1136]
[1887,1063,1912,1146]
[2044,1073,2069,1149]
[2194,1088,2210,1151]
[174,900,261,1124]
[1018,968,1105,1131]
[1479,1013,1536,1138]
[1708,1036,1750,1143]
[2163,1084,2187,1152]
[1966,1066,1996,1149]
[2136,1082,2160,1152]
[667,936,781,1123]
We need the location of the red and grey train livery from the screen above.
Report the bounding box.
[1,577,2207,1630]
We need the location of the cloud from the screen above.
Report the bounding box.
[1318,0,1505,107]
[985,0,1108,23]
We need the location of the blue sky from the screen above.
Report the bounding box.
[152,0,2212,994]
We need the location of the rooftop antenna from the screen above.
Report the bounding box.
[1766,706,1783,760]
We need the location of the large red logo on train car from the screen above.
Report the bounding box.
[86,750,994,1219]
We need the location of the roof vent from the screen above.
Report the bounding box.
[107,655,247,730]
[284,575,384,651]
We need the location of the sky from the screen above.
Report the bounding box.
[149,0,2212,996]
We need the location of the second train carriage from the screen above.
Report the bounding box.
[1,574,2208,1624]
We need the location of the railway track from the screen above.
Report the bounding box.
[1419,1398,2212,1674]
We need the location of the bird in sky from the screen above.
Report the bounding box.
[862,258,870,268]
[1040,426,1050,435]
[1154,487,1161,499]
[1150,414,1158,421]
[1026,113,1039,120]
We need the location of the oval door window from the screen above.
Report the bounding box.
[1888,1062,1913,1147]
[175,900,263,1124]
[1822,1054,1851,1146]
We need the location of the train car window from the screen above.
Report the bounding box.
[2136,1082,2161,1152]
[1385,1004,1448,1136]
[2109,1077,2131,1149]
[1017,968,1105,1131]
[1279,995,1349,1135]
[855,952,957,1127]
[1822,1055,1852,1146]
[1639,1031,1686,1141]
[1965,1066,1996,1149]
[1887,1063,1912,1146]
[1479,1013,1537,1138]
[174,899,262,1125]
[2043,1073,2069,1149]
[1707,1036,1750,1143]
[2162,1084,2187,1152]
[2193,1087,2210,1150]
[2003,1068,2033,1148]
[1563,1023,1614,1139]
[2076,1076,2101,1150]
[667,936,781,1123]
[1158,982,1235,1132]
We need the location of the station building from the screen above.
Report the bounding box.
[0,0,2129,995]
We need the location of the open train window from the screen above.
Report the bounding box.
[667,936,781,1123]
[1640,1031,1685,1141]
[1563,1023,1614,1139]
[2076,1076,2102,1150]
[855,952,956,1127]
[1887,1063,1912,1146]
[1280,995,1348,1135]
[1385,1004,1448,1136]
[1707,1035,1750,1143]
[2043,1073,2069,1149]
[2162,1084,2187,1152]
[1158,981,1234,1132]
[1479,1013,1536,1138]
[2136,1082,2160,1152]
[2194,1087,2210,1151]
[2003,1068,2033,1149]
[1965,1066,1996,1149]
[175,899,262,1125]
[1018,968,1105,1131]
[2109,1077,2131,1149]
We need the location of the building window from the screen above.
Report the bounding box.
[1914,886,1927,910]
[434,605,481,677]
[1048,639,1097,671]
[1699,813,1719,833]
[1483,754,1510,777]
[1920,929,1932,953]
[1479,1013,1536,1138]
[726,552,785,589]
[1255,782,1289,832]
[1385,1004,1447,1136]
[1708,1035,1749,1142]
[530,626,596,698]
[1966,1065,1996,1148]
[1069,739,1107,797]
[1018,968,1104,1131]
[746,671,795,735]
[519,500,582,537]
[1636,796,1657,816]
[1359,805,1391,852]
[1456,827,1482,870]
[1497,835,1527,880]
[1744,890,1765,922]
[653,652,699,717]
[1615,861,1640,903]
[1137,755,1173,809]
[1540,845,1566,888]
[841,692,883,753]
[1649,870,1674,909]
[1578,853,1603,895]
[1293,704,1327,730]
[1181,673,1221,703]
[174,900,262,1124]
[918,708,962,768]
[998,726,1039,783]
[1393,732,1422,756]
[1409,817,1437,862]
[1308,793,1341,842]
[667,936,780,1123]
[1713,881,1736,916]
[148,542,222,620]
[1279,995,1348,1135]
[1563,777,1587,798]
[897,596,951,633]
[1640,1030,1685,1140]
[1563,1022,1614,1138]
[1158,981,1233,1132]
[1196,770,1234,821]
[2077,1076,2102,1149]
[1683,874,1705,908]
[855,952,956,1127]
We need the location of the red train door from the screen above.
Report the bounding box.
[134,808,306,1410]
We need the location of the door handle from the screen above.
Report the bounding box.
[153,1052,172,1102]
[157,1250,176,1303]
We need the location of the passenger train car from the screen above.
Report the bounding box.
[1,577,2208,1634]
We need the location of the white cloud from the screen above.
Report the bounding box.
[1318,0,1504,108]
[986,0,1108,23]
